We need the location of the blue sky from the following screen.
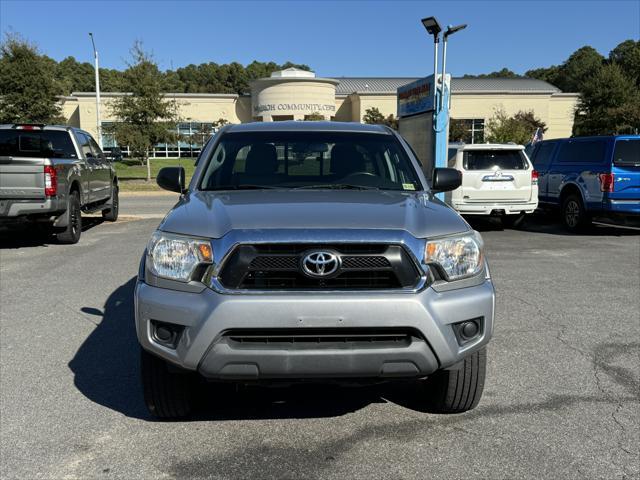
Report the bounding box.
[1,1,638,77]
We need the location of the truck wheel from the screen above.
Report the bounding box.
[102,184,119,222]
[56,191,82,244]
[562,194,590,232]
[420,347,486,413]
[140,347,194,419]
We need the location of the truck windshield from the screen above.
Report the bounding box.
[613,139,640,166]
[0,130,77,159]
[463,150,527,170]
[199,131,422,191]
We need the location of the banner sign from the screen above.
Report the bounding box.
[397,76,434,118]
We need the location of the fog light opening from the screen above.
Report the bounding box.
[453,317,483,345]
[151,320,184,349]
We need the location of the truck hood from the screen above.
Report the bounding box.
[158,190,470,239]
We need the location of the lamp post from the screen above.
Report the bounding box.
[440,23,467,111]
[89,33,102,148]
[420,17,442,110]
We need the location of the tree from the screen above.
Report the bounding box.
[106,43,179,181]
[449,119,469,143]
[557,46,605,92]
[0,34,64,124]
[362,107,398,129]
[194,118,229,147]
[485,107,547,144]
[304,112,325,121]
[525,65,561,85]
[573,63,640,135]
[463,68,521,78]
[609,40,640,85]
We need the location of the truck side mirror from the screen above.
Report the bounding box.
[431,167,462,192]
[157,166,185,193]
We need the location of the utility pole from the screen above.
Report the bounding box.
[89,33,102,148]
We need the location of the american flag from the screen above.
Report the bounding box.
[531,128,543,144]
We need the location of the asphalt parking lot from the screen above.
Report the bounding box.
[1,193,638,480]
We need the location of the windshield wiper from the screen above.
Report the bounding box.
[293,184,380,190]
[205,184,281,191]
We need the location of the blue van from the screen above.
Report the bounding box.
[529,135,640,231]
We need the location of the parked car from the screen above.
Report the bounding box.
[0,124,119,243]
[446,143,539,227]
[135,121,495,418]
[529,135,640,231]
[104,146,123,162]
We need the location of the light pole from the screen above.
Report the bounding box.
[420,17,442,110]
[89,33,102,148]
[440,23,467,111]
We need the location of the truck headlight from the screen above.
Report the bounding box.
[424,232,484,281]
[146,231,213,282]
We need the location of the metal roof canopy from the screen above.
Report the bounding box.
[334,77,562,96]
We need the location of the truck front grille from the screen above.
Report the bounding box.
[217,243,421,291]
[224,328,420,349]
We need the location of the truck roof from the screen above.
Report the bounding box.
[449,143,525,151]
[224,121,392,134]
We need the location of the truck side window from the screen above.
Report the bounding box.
[558,140,606,164]
[77,133,94,159]
[88,137,104,159]
[531,141,557,170]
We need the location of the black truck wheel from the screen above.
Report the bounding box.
[562,194,591,232]
[419,347,486,413]
[56,191,82,244]
[140,347,194,419]
[102,184,119,222]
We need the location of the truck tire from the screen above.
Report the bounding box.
[102,184,119,222]
[141,347,194,419]
[420,347,486,413]
[56,191,82,244]
[562,194,591,232]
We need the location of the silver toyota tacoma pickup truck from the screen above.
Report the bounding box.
[0,124,119,243]
[136,122,494,418]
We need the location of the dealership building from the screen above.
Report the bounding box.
[60,67,579,157]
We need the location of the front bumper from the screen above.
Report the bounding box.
[452,201,538,216]
[135,278,495,380]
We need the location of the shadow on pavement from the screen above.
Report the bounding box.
[69,276,149,419]
[466,213,639,237]
[0,216,105,249]
[69,276,426,421]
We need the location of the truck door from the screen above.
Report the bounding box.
[75,132,102,203]
[88,136,111,201]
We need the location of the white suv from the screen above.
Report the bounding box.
[446,143,538,226]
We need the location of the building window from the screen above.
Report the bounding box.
[100,121,218,158]
[450,118,485,144]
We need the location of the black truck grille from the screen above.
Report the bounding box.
[218,243,421,291]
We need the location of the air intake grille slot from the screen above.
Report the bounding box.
[225,328,420,350]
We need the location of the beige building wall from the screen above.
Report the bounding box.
[547,94,580,138]
[60,93,242,139]
[350,94,398,122]
[450,93,579,139]
[60,87,579,141]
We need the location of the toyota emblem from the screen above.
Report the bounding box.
[301,251,340,278]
